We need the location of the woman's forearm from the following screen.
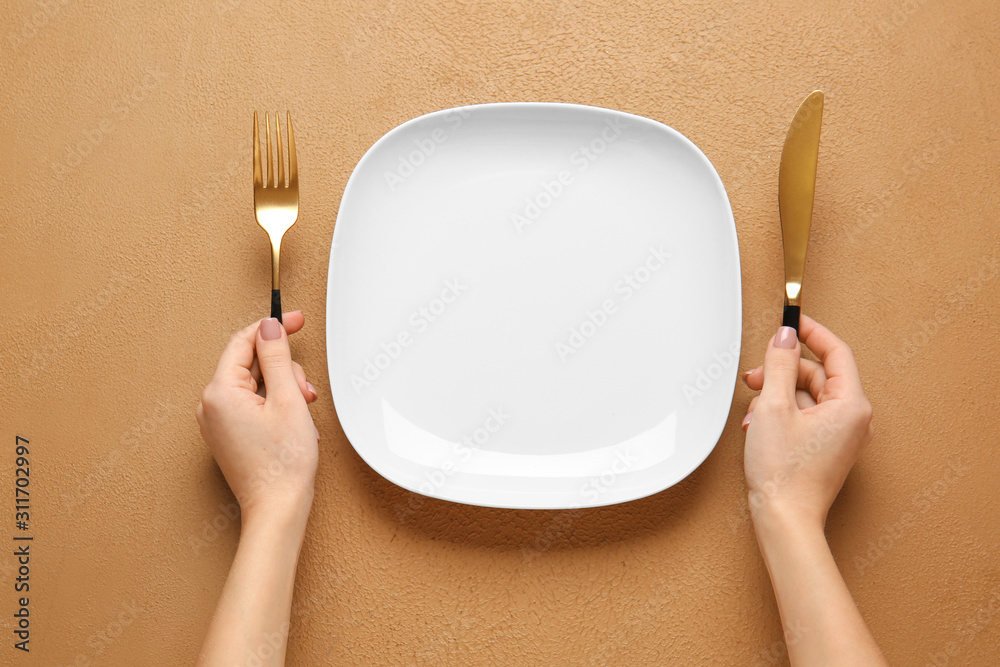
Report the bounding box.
[196,495,312,666]
[753,503,887,667]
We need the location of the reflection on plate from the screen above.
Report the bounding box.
[326,102,741,509]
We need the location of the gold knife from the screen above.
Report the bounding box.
[778,90,824,332]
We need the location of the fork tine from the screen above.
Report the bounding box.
[253,111,262,189]
[265,112,274,188]
[275,111,284,188]
[287,111,297,188]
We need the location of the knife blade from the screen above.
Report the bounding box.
[778,90,824,332]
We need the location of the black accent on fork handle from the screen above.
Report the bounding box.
[782,304,800,332]
[271,289,282,323]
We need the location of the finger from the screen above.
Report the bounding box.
[798,314,865,398]
[281,310,305,335]
[291,361,318,403]
[743,367,762,389]
[250,311,303,383]
[257,361,315,402]
[743,390,812,431]
[218,311,304,387]
[214,321,262,386]
[742,393,764,431]
[746,359,828,401]
[758,326,801,406]
[256,318,302,403]
[234,367,257,394]
[796,388,817,409]
[797,359,827,403]
[220,364,259,396]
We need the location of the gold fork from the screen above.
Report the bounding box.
[253,111,299,323]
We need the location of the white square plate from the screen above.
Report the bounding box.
[327,103,741,509]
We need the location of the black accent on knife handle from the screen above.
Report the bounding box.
[271,289,282,323]
[782,304,800,332]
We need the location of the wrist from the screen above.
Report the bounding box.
[749,493,825,543]
[241,487,314,541]
[751,500,830,580]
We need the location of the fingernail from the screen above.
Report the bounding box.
[260,318,281,340]
[742,369,753,383]
[314,426,321,440]
[775,326,797,349]
[742,412,752,429]
[306,381,317,398]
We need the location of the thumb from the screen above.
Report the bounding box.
[256,317,299,401]
[759,326,801,406]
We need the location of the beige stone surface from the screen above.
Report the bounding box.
[1,0,998,664]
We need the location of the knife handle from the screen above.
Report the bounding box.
[271,289,282,324]
[782,304,800,332]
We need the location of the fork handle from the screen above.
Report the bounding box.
[782,304,800,332]
[271,289,282,323]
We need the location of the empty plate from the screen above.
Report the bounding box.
[327,102,741,509]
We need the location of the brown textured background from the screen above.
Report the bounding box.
[2,0,998,664]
